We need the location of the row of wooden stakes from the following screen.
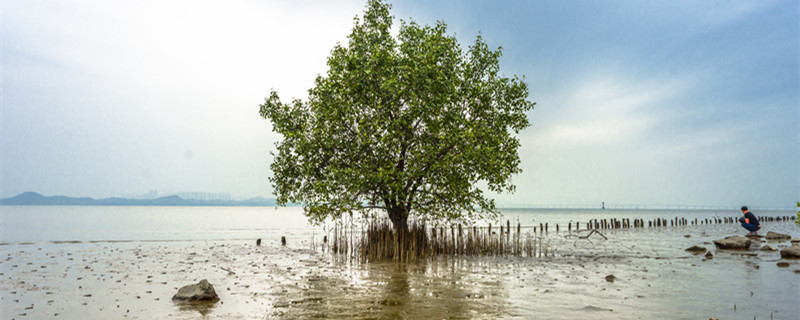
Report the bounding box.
[320,215,797,261]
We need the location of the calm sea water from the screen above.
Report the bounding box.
[0,205,792,243]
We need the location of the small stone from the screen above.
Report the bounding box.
[685,245,707,253]
[776,262,790,268]
[760,245,778,251]
[705,252,713,259]
[605,275,615,282]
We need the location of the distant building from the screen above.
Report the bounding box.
[176,192,231,201]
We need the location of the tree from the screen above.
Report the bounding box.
[259,0,534,232]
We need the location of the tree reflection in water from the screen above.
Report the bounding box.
[272,257,510,319]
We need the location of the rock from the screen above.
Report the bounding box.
[685,246,707,254]
[776,262,790,268]
[745,233,763,239]
[604,275,615,282]
[713,236,751,250]
[583,305,613,312]
[705,251,713,259]
[780,246,800,259]
[172,279,219,302]
[791,238,800,246]
[760,245,778,251]
[765,231,791,240]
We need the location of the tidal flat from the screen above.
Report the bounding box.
[1,209,799,319]
[2,227,799,319]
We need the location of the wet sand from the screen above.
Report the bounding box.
[2,221,799,319]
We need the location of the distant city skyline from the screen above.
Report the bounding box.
[2,0,798,208]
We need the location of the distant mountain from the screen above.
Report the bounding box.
[0,192,280,207]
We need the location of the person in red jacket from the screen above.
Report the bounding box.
[738,206,760,235]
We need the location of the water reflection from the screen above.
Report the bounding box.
[273,258,512,319]
[373,263,411,318]
[175,301,216,316]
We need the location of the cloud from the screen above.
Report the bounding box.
[531,73,695,149]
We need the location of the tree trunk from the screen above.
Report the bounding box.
[388,206,409,233]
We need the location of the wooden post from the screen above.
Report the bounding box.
[507,220,511,246]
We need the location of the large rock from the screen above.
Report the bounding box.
[780,246,800,259]
[765,231,791,240]
[713,236,751,250]
[172,279,219,302]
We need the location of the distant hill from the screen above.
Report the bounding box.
[0,192,281,207]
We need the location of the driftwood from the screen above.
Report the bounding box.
[566,229,608,241]
[583,230,607,240]
[218,266,235,275]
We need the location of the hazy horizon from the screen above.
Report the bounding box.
[3,0,798,208]
[2,190,796,211]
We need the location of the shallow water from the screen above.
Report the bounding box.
[1,206,798,319]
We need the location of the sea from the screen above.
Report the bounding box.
[1,205,793,243]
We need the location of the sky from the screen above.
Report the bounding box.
[2,0,798,208]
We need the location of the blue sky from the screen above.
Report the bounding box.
[2,0,798,207]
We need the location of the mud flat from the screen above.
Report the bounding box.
[2,221,799,319]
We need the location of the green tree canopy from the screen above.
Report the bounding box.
[260,0,534,231]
